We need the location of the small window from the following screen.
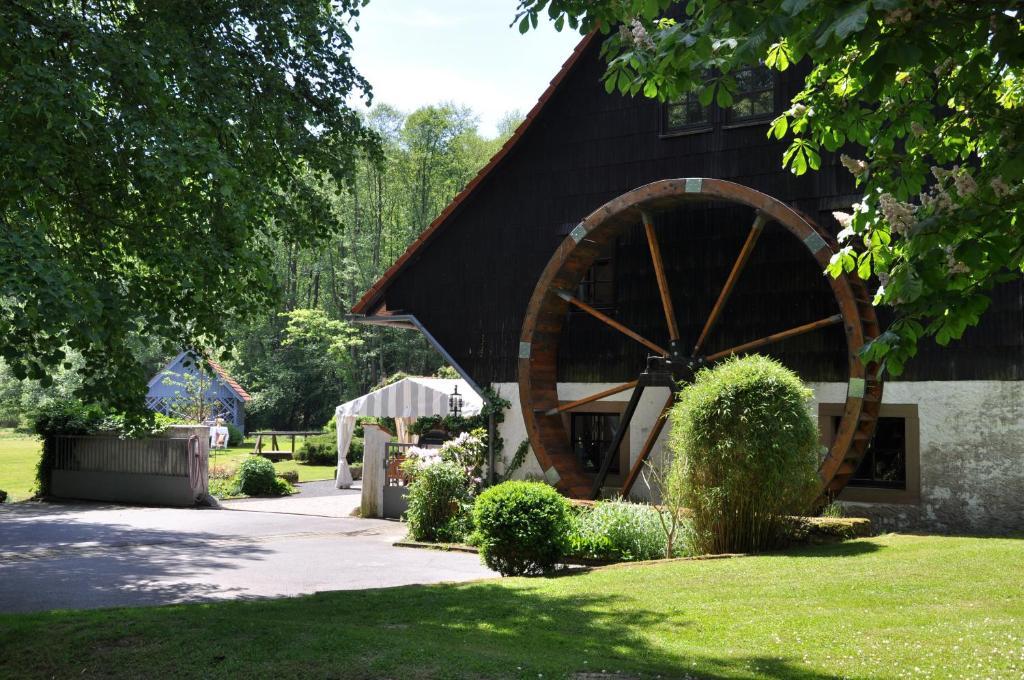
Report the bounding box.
[725,66,775,124]
[664,93,711,133]
[571,412,621,474]
[661,66,776,135]
[847,417,907,489]
[818,403,920,505]
[577,258,615,307]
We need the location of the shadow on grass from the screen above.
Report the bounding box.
[0,541,889,679]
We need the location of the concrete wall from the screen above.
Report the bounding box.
[494,380,1024,534]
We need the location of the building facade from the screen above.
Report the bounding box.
[351,34,1023,533]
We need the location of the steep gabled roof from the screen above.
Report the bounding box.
[148,352,252,402]
[351,30,598,316]
[207,359,252,402]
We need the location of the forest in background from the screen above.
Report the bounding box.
[0,103,520,432]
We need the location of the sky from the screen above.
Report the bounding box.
[349,1,583,137]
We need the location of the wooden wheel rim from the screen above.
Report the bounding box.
[517,178,883,498]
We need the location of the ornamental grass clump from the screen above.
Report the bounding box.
[669,354,820,555]
[569,500,669,562]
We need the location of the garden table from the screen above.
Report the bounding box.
[251,430,323,461]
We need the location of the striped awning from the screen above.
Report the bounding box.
[335,377,483,419]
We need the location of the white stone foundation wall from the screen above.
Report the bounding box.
[493,380,1024,534]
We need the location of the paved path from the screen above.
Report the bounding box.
[220,480,363,518]
[0,495,494,613]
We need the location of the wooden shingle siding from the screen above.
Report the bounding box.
[375,37,1023,384]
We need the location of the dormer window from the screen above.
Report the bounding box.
[661,65,776,136]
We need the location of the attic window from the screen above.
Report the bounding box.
[725,66,776,124]
[663,91,711,132]
[661,65,776,135]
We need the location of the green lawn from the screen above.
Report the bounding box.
[207,443,336,484]
[0,534,1021,678]
[0,432,336,502]
[0,429,42,501]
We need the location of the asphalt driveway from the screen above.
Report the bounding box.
[0,490,494,613]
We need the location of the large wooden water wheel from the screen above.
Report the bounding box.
[517,178,882,500]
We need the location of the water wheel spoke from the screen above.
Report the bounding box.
[692,212,768,357]
[704,314,843,362]
[558,291,668,356]
[642,211,681,342]
[620,393,675,498]
[590,383,644,499]
[545,380,639,416]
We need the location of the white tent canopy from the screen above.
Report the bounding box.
[334,377,483,488]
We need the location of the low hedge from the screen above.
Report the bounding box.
[296,434,363,466]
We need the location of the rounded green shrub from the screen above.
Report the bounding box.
[569,500,669,562]
[668,354,821,555]
[473,481,572,576]
[405,461,473,543]
[237,456,279,496]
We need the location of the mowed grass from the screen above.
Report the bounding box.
[0,534,1021,679]
[0,432,335,502]
[207,442,336,484]
[0,429,42,501]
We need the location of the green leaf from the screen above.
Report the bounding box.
[817,2,869,48]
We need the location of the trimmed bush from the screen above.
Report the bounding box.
[295,434,336,466]
[238,456,286,496]
[473,481,572,576]
[0,490,7,504]
[348,436,364,464]
[226,423,244,447]
[569,500,671,562]
[668,354,821,555]
[405,461,473,543]
[277,470,299,484]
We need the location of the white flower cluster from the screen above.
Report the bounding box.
[944,245,970,275]
[884,8,913,24]
[619,19,654,50]
[990,176,1012,198]
[841,154,868,177]
[879,193,918,236]
[405,446,442,470]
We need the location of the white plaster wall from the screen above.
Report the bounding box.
[497,379,1024,533]
[810,380,1024,534]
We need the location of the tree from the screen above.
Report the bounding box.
[0,1,378,415]
[240,309,362,430]
[515,1,1023,374]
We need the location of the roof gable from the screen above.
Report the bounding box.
[148,352,252,402]
[351,31,597,316]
